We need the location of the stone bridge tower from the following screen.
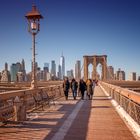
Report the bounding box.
[83,55,107,81]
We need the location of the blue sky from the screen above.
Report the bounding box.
[0,0,140,78]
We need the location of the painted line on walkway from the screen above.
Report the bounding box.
[51,100,84,140]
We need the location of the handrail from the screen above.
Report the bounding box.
[100,81,140,104]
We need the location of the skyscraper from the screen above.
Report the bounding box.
[57,64,61,80]
[116,68,125,81]
[107,66,114,80]
[67,69,74,80]
[1,63,11,82]
[44,63,49,72]
[10,63,18,82]
[43,63,49,81]
[51,60,56,78]
[10,61,24,82]
[21,59,26,81]
[75,60,81,80]
[129,72,136,81]
[60,53,65,80]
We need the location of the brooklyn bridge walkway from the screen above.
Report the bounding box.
[0,86,138,140]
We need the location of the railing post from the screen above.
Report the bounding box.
[14,96,26,121]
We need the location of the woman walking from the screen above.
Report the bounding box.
[86,79,93,100]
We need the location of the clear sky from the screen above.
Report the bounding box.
[0,0,140,79]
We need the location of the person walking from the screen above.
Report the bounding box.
[86,79,93,100]
[79,79,86,100]
[71,78,78,100]
[63,77,70,100]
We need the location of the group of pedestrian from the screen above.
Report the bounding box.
[63,77,98,100]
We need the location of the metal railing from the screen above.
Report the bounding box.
[100,81,140,125]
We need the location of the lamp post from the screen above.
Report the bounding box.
[25,5,43,89]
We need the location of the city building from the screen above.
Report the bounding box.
[10,63,18,82]
[51,60,56,79]
[107,66,114,80]
[129,72,136,81]
[10,60,27,82]
[75,60,81,81]
[60,53,65,79]
[17,72,24,82]
[46,72,51,81]
[21,59,26,81]
[67,69,74,80]
[57,64,61,80]
[1,63,11,82]
[44,63,49,72]
[138,76,140,81]
[116,68,125,81]
[43,63,49,81]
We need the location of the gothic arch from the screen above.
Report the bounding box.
[83,55,107,81]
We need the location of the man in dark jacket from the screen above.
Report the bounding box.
[79,79,86,100]
[63,77,70,100]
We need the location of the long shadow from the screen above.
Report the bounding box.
[41,99,92,140]
[91,105,111,108]
[94,96,109,97]
[0,98,91,140]
[62,100,92,140]
[93,98,111,101]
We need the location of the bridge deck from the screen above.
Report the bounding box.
[0,86,136,140]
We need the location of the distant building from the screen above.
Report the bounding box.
[67,69,74,80]
[129,72,136,81]
[21,59,26,81]
[43,63,49,81]
[10,59,27,82]
[116,68,125,81]
[26,72,32,82]
[46,72,51,81]
[17,72,24,82]
[107,66,114,80]
[36,67,44,81]
[138,76,140,81]
[51,60,56,79]
[75,60,81,80]
[1,63,11,82]
[60,53,65,79]
[57,64,62,80]
[44,63,49,72]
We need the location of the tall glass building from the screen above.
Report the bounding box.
[60,53,65,80]
[51,60,56,77]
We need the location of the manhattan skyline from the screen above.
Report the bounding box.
[0,0,140,77]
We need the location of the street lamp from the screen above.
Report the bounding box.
[25,5,43,89]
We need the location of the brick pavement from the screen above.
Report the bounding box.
[0,86,137,140]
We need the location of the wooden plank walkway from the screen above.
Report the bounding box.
[0,86,137,140]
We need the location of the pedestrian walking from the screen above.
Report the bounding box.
[63,77,70,100]
[86,79,93,100]
[79,79,87,100]
[71,78,78,100]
